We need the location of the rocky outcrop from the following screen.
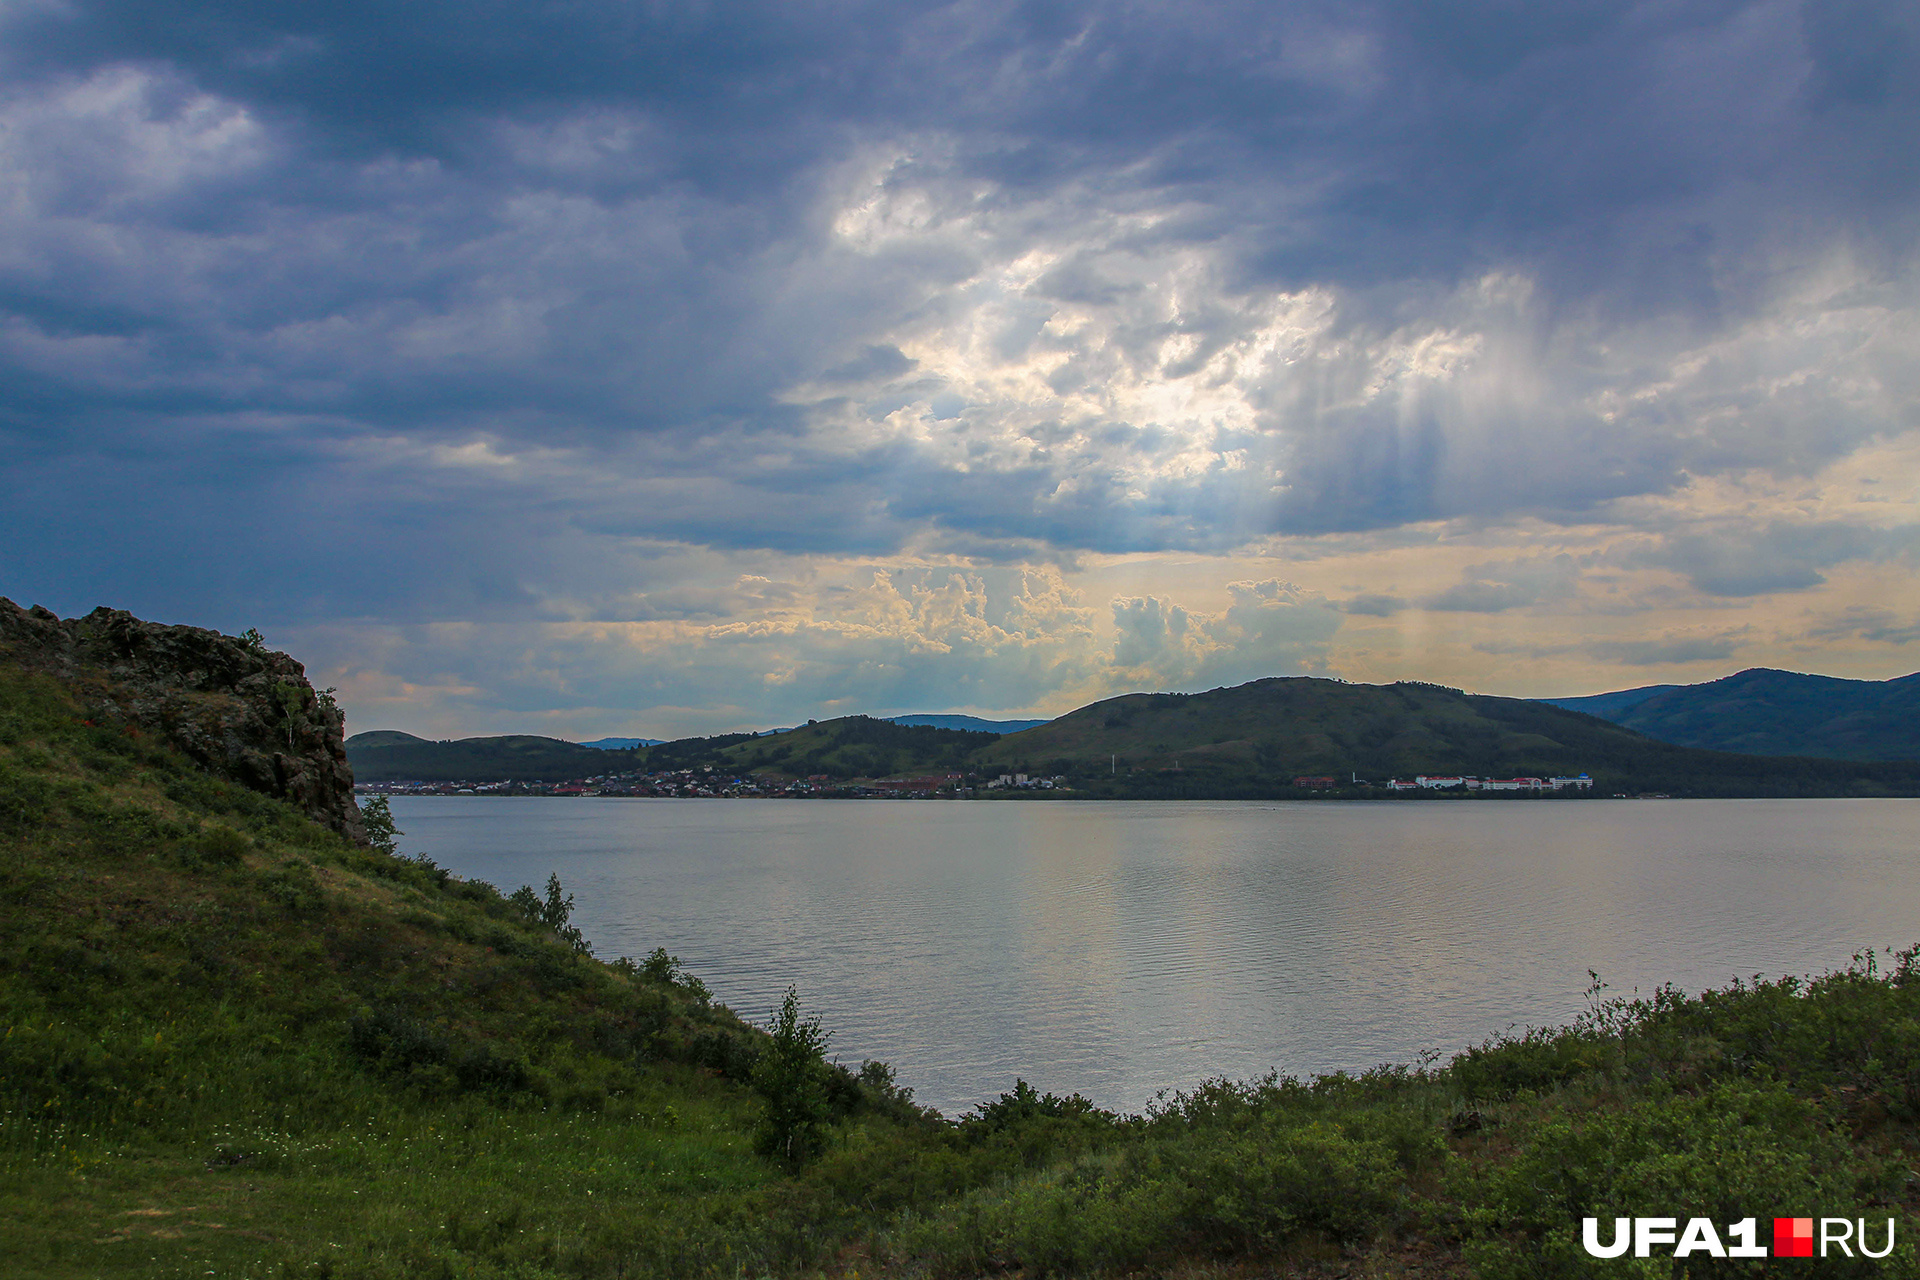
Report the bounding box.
[0,600,367,844]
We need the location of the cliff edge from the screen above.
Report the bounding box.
[0,599,366,843]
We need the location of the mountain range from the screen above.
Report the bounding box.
[348,673,1920,798]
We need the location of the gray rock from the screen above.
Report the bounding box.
[0,599,367,844]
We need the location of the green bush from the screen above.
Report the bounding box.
[900,1113,1404,1275]
[259,858,324,915]
[1460,1078,1913,1278]
[346,1006,534,1097]
[187,823,253,868]
[0,1016,176,1112]
[752,987,833,1168]
[1451,1024,1616,1099]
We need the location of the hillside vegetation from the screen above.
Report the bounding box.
[345,732,641,783]
[9,610,1920,1277]
[650,716,998,781]
[1543,668,1920,761]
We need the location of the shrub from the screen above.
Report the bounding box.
[635,946,711,1003]
[753,987,833,1168]
[346,1006,534,1097]
[185,823,252,869]
[690,1025,762,1078]
[510,873,590,955]
[260,859,324,915]
[359,795,400,856]
[1460,1078,1908,1279]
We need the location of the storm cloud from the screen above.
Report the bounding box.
[2,0,1916,731]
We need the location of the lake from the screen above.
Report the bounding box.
[387,796,1920,1116]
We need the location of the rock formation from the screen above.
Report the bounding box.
[0,600,367,843]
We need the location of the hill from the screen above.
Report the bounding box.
[1538,684,1678,718]
[0,604,950,1277]
[345,729,431,748]
[1541,668,1920,761]
[0,602,364,839]
[652,715,998,780]
[345,731,637,782]
[973,677,1920,798]
[8,602,1920,1277]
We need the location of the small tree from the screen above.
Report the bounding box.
[511,873,589,954]
[271,680,306,749]
[361,795,400,856]
[752,986,833,1168]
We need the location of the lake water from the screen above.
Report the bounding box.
[387,796,1920,1116]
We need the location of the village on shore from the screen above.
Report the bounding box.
[355,768,1597,801]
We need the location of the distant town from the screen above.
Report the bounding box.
[355,768,1596,800]
[1362,774,1591,792]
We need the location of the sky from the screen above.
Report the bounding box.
[1,0,1917,740]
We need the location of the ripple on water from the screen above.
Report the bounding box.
[394,796,1920,1115]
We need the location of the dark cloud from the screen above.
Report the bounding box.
[1635,522,1906,597]
[820,344,918,384]
[1802,605,1920,646]
[2,0,1916,671]
[1423,580,1540,614]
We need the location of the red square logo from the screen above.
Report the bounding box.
[1774,1217,1814,1257]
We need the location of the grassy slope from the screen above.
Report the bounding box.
[9,661,1920,1278]
[0,665,818,1278]
[344,734,640,783]
[972,677,1920,796]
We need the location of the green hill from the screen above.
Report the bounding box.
[346,732,637,782]
[1543,667,1920,761]
[657,715,998,780]
[346,729,433,748]
[973,677,1920,798]
[1538,683,1679,718]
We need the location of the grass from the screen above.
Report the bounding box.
[6,658,1920,1277]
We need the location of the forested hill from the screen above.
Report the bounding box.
[345,731,638,782]
[650,715,998,779]
[1541,668,1920,761]
[974,677,1920,798]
